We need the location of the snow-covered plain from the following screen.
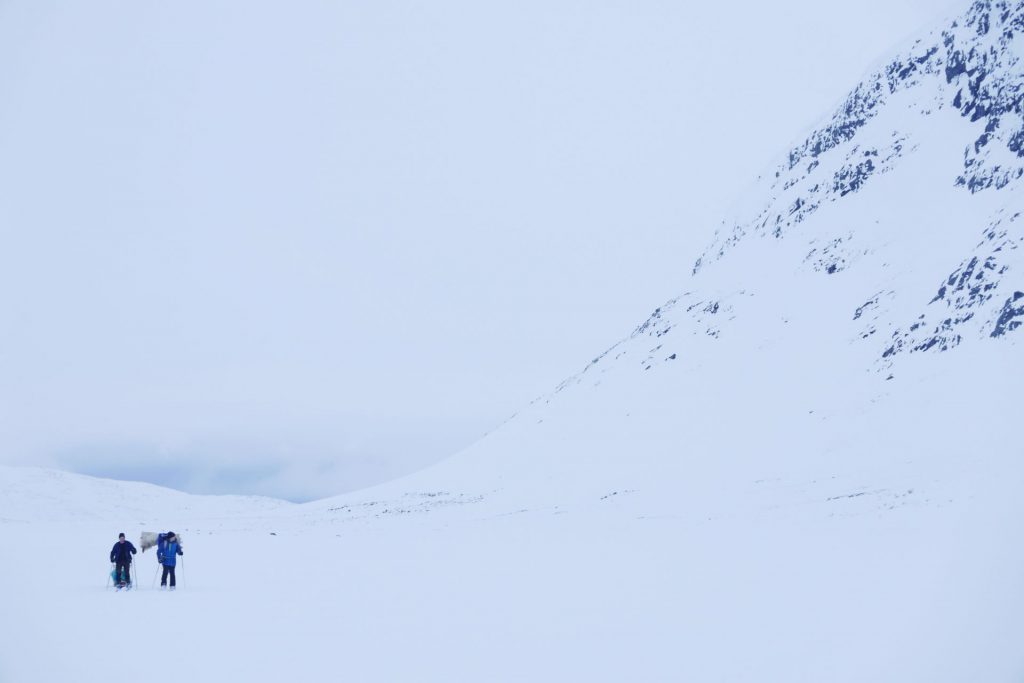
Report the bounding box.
[3,1,1024,680]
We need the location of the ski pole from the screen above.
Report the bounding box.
[106,563,113,590]
[180,556,185,589]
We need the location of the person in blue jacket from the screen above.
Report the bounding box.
[110,532,137,589]
[157,531,184,590]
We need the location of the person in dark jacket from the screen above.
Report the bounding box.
[157,531,184,590]
[110,533,137,588]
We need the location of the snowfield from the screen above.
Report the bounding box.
[2,430,1023,683]
[4,0,1024,680]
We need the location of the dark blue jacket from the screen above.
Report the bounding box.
[158,540,183,567]
[110,540,137,564]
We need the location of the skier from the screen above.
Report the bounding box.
[157,531,184,590]
[109,532,137,590]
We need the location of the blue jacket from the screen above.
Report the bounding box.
[158,540,183,567]
[110,540,137,564]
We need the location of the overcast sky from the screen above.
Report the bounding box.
[0,0,961,501]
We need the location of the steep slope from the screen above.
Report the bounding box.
[317,0,1023,516]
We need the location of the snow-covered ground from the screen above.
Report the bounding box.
[3,375,1023,683]
[1,436,1022,683]
[3,1,1024,681]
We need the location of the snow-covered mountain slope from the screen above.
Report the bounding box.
[0,465,289,524]
[322,0,1024,513]
[3,2,1024,682]
[289,4,1024,676]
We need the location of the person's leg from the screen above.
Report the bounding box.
[115,561,126,585]
[161,565,169,586]
[125,562,132,586]
[169,566,176,588]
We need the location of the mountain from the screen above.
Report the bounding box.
[2,2,1023,682]
[0,465,289,524]
[328,0,1023,511]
